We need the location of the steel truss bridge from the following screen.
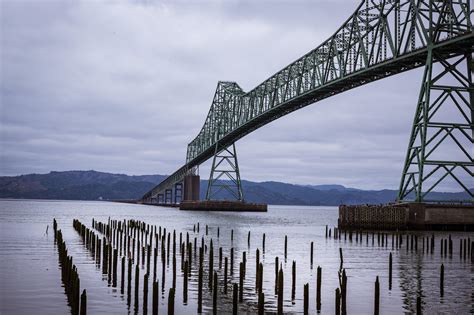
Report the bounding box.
[141,0,473,205]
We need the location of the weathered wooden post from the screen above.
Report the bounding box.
[374,276,380,315]
[239,262,244,302]
[219,247,223,269]
[389,252,392,290]
[230,247,234,275]
[291,261,296,301]
[263,233,266,252]
[248,231,251,247]
[127,258,132,306]
[209,240,214,288]
[258,291,265,315]
[416,296,421,314]
[335,288,341,315]
[275,256,279,292]
[339,248,343,269]
[233,283,238,315]
[168,287,175,315]
[440,264,444,297]
[198,266,203,313]
[113,249,118,287]
[80,289,87,315]
[310,242,314,266]
[183,260,188,303]
[284,235,288,259]
[341,269,347,314]
[304,283,309,315]
[121,256,125,294]
[143,273,149,314]
[135,264,139,312]
[278,268,284,315]
[224,257,228,295]
[152,280,158,315]
[317,266,322,311]
[213,271,218,315]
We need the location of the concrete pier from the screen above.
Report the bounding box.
[180,200,267,212]
[339,203,474,231]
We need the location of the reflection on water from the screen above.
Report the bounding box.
[0,200,472,314]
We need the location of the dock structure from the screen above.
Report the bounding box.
[339,203,474,231]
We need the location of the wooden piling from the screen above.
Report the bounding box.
[198,266,203,313]
[263,233,266,252]
[152,280,158,315]
[258,291,264,315]
[127,258,132,306]
[284,235,288,259]
[389,252,392,290]
[183,260,188,303]
[339,248,343,269]
[416,296,421,314]
[233,283,238,315]
[80,289,87,315]
[143,273,149,314]
[113,249,118,287]
[291,260,296,301]
[167,288,175,315]
[230,247,234,275]
[213,271,218,315]
[341,269,347,314]
[134,264,139,312]
[335,288,341,315]
[440,264,444,297]
[121,256,125,294]
[304,283,309,315]
[224,257,228,295]
[310,241,314,266]
[374,276,380,315]
[316,266,322,311]
[278,268,284,315]
[239,262,244,302]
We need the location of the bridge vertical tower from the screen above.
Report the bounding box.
[398,31,473,202]
[206,142,244,201]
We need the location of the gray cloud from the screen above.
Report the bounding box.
[1,0,470,191]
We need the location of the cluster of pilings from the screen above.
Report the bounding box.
[325,224,473,314]
[53,219,87,315]
[57,216,472,314]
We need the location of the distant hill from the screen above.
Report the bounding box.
[0,170,471,205]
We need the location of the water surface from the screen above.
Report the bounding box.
[0,199,472,314]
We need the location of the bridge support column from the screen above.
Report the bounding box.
[157,194,164,204]
[184,175,200,201]
[398,50,473,203]
[165,189,173,204]
[174,182,183,204]
[206,142,244,201]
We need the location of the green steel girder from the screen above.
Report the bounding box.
[206,143,244,201]
[141,0,473,203]
[398,51,473,203]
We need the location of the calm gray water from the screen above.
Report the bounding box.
[0,199,472,314]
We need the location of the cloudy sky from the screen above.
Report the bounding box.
[1,0,469,191]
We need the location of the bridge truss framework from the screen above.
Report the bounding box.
[142,0,473,205]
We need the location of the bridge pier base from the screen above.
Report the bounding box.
[338,203,474,231]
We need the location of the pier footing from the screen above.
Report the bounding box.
[179,200,267,212]
[339,203,474,231]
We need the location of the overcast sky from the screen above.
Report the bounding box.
[1,0,470,191]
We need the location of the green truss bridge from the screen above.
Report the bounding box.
[141,0,473,205]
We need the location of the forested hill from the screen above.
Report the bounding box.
[0,170,470,205]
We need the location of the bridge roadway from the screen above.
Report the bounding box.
[142,0,474,203]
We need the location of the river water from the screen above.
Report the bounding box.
[0,199,472,314]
